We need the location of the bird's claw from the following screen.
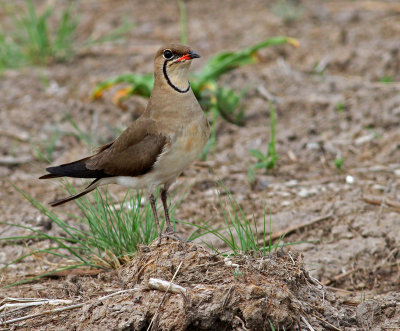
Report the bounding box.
[162,232,189,243]
[164,225,174,234]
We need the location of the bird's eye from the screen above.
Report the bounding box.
[163,49,173,60]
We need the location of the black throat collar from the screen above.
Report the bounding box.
[163,61,190,93]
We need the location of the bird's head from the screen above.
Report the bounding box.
[154,44,201,93]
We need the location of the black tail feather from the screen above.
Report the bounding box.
[39,173,63,180]
[48,179,101,207]
[39,157,110,179]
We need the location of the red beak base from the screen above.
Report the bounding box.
[177,54,191,62]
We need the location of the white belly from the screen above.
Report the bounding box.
[114,154,191,192]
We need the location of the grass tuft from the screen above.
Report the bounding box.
[0,0,78,66]
[0,0,131,70]
[334,156,344,171]
[3,180,310,285]
[187,183,311,257]
[379,75,393,84]
[1,181,174,285]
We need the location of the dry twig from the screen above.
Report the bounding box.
[0,130,29,142]
[300,314,316,331]
[0,298,73,312]
[222,285,235,309]
[259,214,333,244]
[2,303,85,326]
[312,314,342,331]
[2,289,137,326]
[0,155,32,165]
[322,267,360,286]
[362,195,400,211]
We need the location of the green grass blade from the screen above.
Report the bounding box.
[249,149,265,161]
[178,0,187,44]
[197,36,297,84]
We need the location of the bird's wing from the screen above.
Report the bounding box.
[86,119,168,176]
[86,118,167,177]
[41,119,168,179]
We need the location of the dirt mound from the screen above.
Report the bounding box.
[2,1,400,330]
[2,239,357,330]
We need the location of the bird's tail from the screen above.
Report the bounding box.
[48,179,101,207]
[39,157,107,179]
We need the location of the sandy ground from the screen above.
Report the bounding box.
[1,0,400,329]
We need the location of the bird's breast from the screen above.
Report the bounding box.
[152,118,209,178]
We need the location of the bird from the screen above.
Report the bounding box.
[40,43,210,243]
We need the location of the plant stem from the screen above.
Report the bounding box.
[178,0,187,44]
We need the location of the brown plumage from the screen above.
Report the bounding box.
[40,44,210,242]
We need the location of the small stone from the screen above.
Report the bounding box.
[298,187,318,198]
[285,180,298,187]
[345,175,354,184]
[354,133,374,145]
[372,184,386,191]
[256,178,270,190]
[204,188,218,197]
[306,142,320,150]
[331,224,353,239]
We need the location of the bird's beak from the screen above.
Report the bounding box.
[177,50,201,62]
[188,50,201,59]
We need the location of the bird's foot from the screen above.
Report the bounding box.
[164,225,174,234]
[162,232,189,243]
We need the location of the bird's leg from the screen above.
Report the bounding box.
[161,187,173,234]
[160,187,188,243]
[149,193,162,245]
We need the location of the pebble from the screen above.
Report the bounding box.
[372,184,386,191]
[277,191,291,197]
[345,175,354,184]
[256,178,270,190]
[306,142,321,151]
[203,188,218,197]
[285,180,298,187]
[298,187,319,198]
[331,224,354,239]
[354,133,375,146]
